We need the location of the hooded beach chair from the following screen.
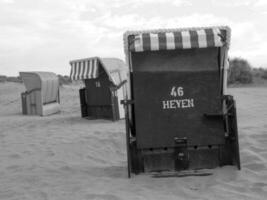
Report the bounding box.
[69,57,127,121]
[20,72,60,116]
[122,26,241,177]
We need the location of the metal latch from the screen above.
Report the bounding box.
[174,137,189,170]
[120,99,134,105]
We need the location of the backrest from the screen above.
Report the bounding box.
[84,65,112,106]
[39,72,59,104]
[124,26,230,149]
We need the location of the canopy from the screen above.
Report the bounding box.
[124,26,230,53]
[70,57,127,86]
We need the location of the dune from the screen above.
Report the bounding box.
[0,82,267,200]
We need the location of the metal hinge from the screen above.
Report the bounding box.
[120,99,134,105]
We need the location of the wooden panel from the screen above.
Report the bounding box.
[87,106,113,119]
[188,148,220,169]
[130,47,224,149]
[21,93,27,115]
[111,91,120,121]
[131,47,220,72]
[25,93,31,115]
[142,147,220,172]
[29,92,36,115]
[35,91,42,115]
[79,88,88,117]
[143,152,174,172]
[84,69,112,106]
[133,71,224,148]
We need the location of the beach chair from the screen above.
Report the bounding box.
[122,26,241,177]
[20,72,60,116]
[69,57,127,121]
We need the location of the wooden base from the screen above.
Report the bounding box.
[127,95,241,176]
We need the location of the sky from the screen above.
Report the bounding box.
[1,0,267,76]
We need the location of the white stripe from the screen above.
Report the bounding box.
[92,59,96,78]
[91,59,96,78]
[165,32,175,50]
[134,34,143,52]
[95,59,99,78]
[88,59,93,78]
[91,59,95,78]
[93,59,98,78]
[79,61,84,79]
[196,29,207,48]
[70,63,74,80]
[74,62,78,80]
[212,28,223,47]
[181,31,191,49]
[82,61,86,79]
[76,62,80,80]
[84,60,89,79]
[83,61,87,79]
[150,33,159,51]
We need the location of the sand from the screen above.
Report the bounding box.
[0,82,267,200]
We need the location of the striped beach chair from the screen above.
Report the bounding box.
[122,26,241,177]
[69,57,127,121]
[20,72,60,116]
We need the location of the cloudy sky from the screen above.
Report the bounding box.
[1,0,267,76]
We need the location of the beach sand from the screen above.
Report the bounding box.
[0,82,267,200]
